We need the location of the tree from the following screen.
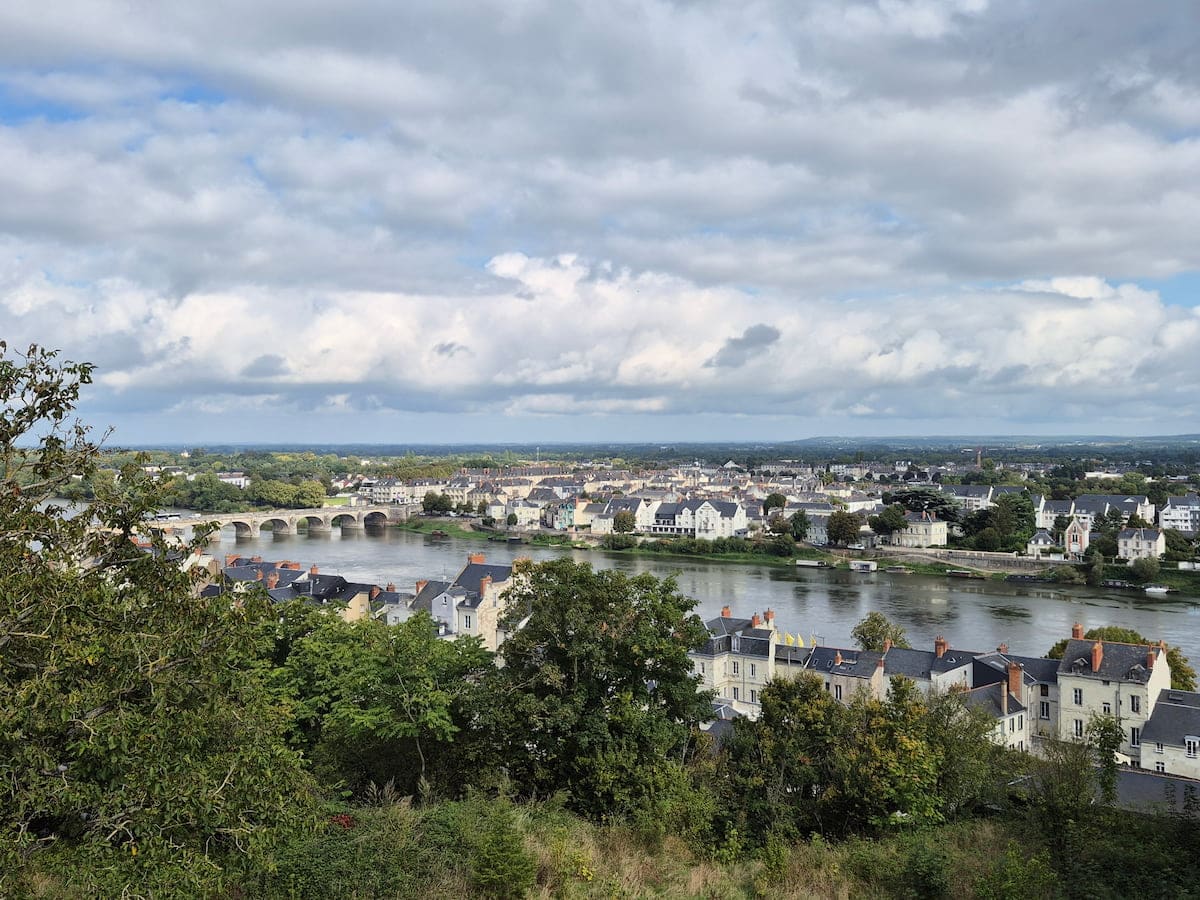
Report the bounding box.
[612,509,636,533]
[293,479,328,509]
[480,560,712,819]
[762,493,787,516]
[505,512,518,527]
[767,513,791,535]
[0,344,313,895]
[1046,626,1196,691]
[1128,556,1160,583]
[826,510,864,546]
[885,488,962,524]
[789,509,810,541]
[868,503,908,537]
[851,611,911,651]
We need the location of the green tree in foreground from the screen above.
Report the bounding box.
[0,343,314,898]
[1046,626,1196,691]
[851,611,911,651]
[480,559,713,819]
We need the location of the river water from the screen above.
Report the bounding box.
[186,522,1200,663]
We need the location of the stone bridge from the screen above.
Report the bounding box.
[152,504,416,539]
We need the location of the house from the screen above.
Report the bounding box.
[891,511,948,548]
[1159,494,1200,536]
[880,638,975,695]
[1063,518,1090,558]
[1036,497,1075,530]
[941,484,993,512]
[1118,528,1166,562]
[964,677,1029,752]
[1141,689,1200,778]
[804,645,887,703]
[407,553,517,649]
[1056,627,1171,763]
[973,651,1061,741]
[692,607,790,716]
[1026,529,1057,557]
[591,497,660,534]
[648,499,748,539]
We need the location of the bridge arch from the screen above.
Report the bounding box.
[229,519,258,538]
[363,510,389,528]
[330,512,361,529]
[298,514,329,533]
[262,516,293,536]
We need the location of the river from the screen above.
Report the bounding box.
[187,522,1200,663]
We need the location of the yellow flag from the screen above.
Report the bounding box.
[784,632,795,646]
[796,633,806,648]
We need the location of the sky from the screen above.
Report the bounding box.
[1,1,1199,446]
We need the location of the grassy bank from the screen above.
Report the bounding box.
[396,519,493,541]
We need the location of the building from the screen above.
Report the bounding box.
[892,511,948,548]
[1118,528,1166,562]
[647,500,748,539]
[1026,529,1057,557]
[1141,689,1200,778]
[1159,494,1200,536]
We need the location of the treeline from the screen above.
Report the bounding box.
[601,533,796,557]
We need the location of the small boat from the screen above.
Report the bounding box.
[1144,584,1171,594]
[885,566,909,574]
[946,569,984,579]
[1102,579,1135,589]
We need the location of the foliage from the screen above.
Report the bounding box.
[869,502,909,536]
[612,509,637,533]
[0,343,315,898]
[1128,555,1160,582]
[826,509,864,546]
[885,487,962,523]
[851,611,911,651]
[789,508,810,541]
[479,560,714,819]
[762,492,787,515]
[974,841,1062,900]
[422,491,454,513]
[1045,625,1196,691]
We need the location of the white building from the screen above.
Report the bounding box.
[647,500,747,539]
[1118,527,1166,562]
[1141,689,1200,778]
[1159,494,1200,536]
[891,511,948,548]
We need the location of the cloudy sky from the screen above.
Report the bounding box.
[2,1,1199,445]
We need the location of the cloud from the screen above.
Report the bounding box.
[705,324,782,368]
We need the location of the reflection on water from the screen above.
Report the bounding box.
[170,521,1200,662]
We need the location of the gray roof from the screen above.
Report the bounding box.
[1057,638,1160,683]
[1118,528,1162,540]
[973,652,1060,685]
[1141,690,1200,746]
[806,646,884,679]
[964,682,1025,718]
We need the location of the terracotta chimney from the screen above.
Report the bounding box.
[883,638,893,653]
[370,585,380,600]
[997,642,1009,654]
[266,571,279,589]
[416,579,428,595]
[1072,622,1084,640]
[386,582,396,592]
[479,575,493,596]
[1091,640,1104,673]
[225,553,240,567]
[1007,661,1022,698]
[469,552,486,565]
[720,605,732,618]
[255,569,263,581]
[834,650,843,666]
[876,657,885,671]
[1147,644,1157,669]
[934,635,947,659]
[751,613,762,628]
[765,609,775,625]
[309,564,319,576]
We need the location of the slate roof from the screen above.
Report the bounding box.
[1057,639,1160,683]
[1118,528,1162,541]
[964,682,1025,718]
[1029,529,1055,544]
[972,652,1060,686]
[1141,690,1200,746]
[454,563,512,596]
[806,646,883,679]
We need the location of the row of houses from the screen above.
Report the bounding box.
[694,613,1200,778]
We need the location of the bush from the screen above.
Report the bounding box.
[1129,556,1160,583]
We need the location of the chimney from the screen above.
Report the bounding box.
[883,638,893,653]
[479,575,493,596]
[751,613,762,628]
[765,609,775,626]
[720,605,732,618]
[386,582,396,592]
[1000,682,1008,716]
[1007,661,1023,698]
[416,579,428,595]
[997,642,1009,654]
[834,650,843,666]
[310,564,319,576]
[370,585,380,600]
[934,635,947,659]
[1091,641,1104,673]
[225,553,240,567]
[1072,622,1084,640]
[876,657,885,671]
[251,555,263,563]
[255,569,263,581]
[266,571,279,589]
[469,553,486,565]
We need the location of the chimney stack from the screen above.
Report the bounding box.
[720,605,732,618]
[1000,682,1008,716]
[1072,622,1084,640]
[751,613,762,628]
[479,575,493,596]
[1007,661,1023,698]
[469,552,486,565]
[386,582,396,592]
[883,638,893,653]
[834,650,843,666]
[876,657,885,671]
[997,642,1009,654]
[370,585,380,600]
[934,635,947,659]
[266,571,279,589]
[310,564,319,576]
[225,553,240,567]
[255,569,263,581]
[765,609,775,625]
[1091,640,1104,673]
[416,579,428,595]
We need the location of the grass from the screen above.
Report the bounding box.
[396,519,493,541]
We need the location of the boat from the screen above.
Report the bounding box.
[848,560,877,573]
[1144,584,1171,594]
[946,569,985,580]
[1102,579,1135,589]
[795,559,831,568]
[884,565,909,574]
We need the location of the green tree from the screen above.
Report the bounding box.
[505,512,518,527]
[885,488,962,524]
[1128,556,1160,583]
[826,510,864,546]
[0,343,313,896]
[480,560,713,819]
[613,509,637,533]
[293,479,328,508]
[851,611,911,651]
[767,513,791,535]
[762,492,787,516]
[868,503,908,537]
[1046,626,1196,691]
[789,509,810,541]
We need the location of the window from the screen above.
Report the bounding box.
[824,682,830,692]
[1102,702,1111,715]
[1130,695,1141,714]
[1074,719,1084,738]
[732,687,739,701]
[1073,688,1083,706]
[835,684,843,701]
[464,614,472,629]
[1018,714,1023,731]
[1156,742,1164,754]
[1009,718,1015,733]
[750,663,757,678]
[698,662,705,675]
[1130,727,1141,748]
[1156,762,1166,773]
[750,690,758,703]
[732,661,739,676]
[1040,701,1050,720]
[1187,738,1198,759]
[1040,684,1049,697]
